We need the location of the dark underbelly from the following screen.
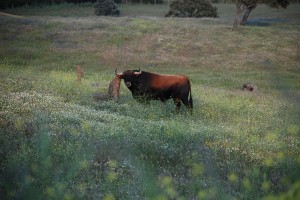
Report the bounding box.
[132,90,172,102]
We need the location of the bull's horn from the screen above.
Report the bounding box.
[134,68,142,75]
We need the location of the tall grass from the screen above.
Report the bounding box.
[1,4,300,199]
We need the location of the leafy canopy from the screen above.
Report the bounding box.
[235,0,289,8]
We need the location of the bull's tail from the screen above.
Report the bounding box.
[189,89,193,109]
[188,79,193,109]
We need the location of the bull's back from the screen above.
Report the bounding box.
[149,74,189,90]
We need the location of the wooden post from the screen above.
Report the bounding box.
[108,76,121,101]
[76,65,84,84]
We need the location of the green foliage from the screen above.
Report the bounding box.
[165,0,218,18]
[234,0,290,8]
[130,0,163,4]
[1,4,300,199]
[94,0,120,16]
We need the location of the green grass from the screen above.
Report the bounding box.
[1,3,300,200]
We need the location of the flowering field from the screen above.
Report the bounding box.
[0,4,300,200]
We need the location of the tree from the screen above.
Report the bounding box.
[232,0,290,30]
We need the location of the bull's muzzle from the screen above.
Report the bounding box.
[125,82,132,88]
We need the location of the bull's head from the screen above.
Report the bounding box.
[115,68,142,88]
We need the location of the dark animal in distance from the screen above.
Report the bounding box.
[115,69,193,112]
[243,83,255,91]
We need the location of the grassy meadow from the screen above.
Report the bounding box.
[1,3,300,200]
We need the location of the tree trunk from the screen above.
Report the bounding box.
[232,6,242,31]
[240,4,257,26]
[232,12,239,30]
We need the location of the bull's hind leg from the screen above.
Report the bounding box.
[181,96,193,114]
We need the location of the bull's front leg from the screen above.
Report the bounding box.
[174,97,181,112]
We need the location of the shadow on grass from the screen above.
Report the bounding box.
[246,18,289,27]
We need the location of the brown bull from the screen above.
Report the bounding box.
[115,69,193,112]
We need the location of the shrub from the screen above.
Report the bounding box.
[165,0,218,18]
[94,0,120,17]
[130,0,163,4]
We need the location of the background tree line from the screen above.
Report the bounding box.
[0,0,165,9]
[1,0,298,11]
